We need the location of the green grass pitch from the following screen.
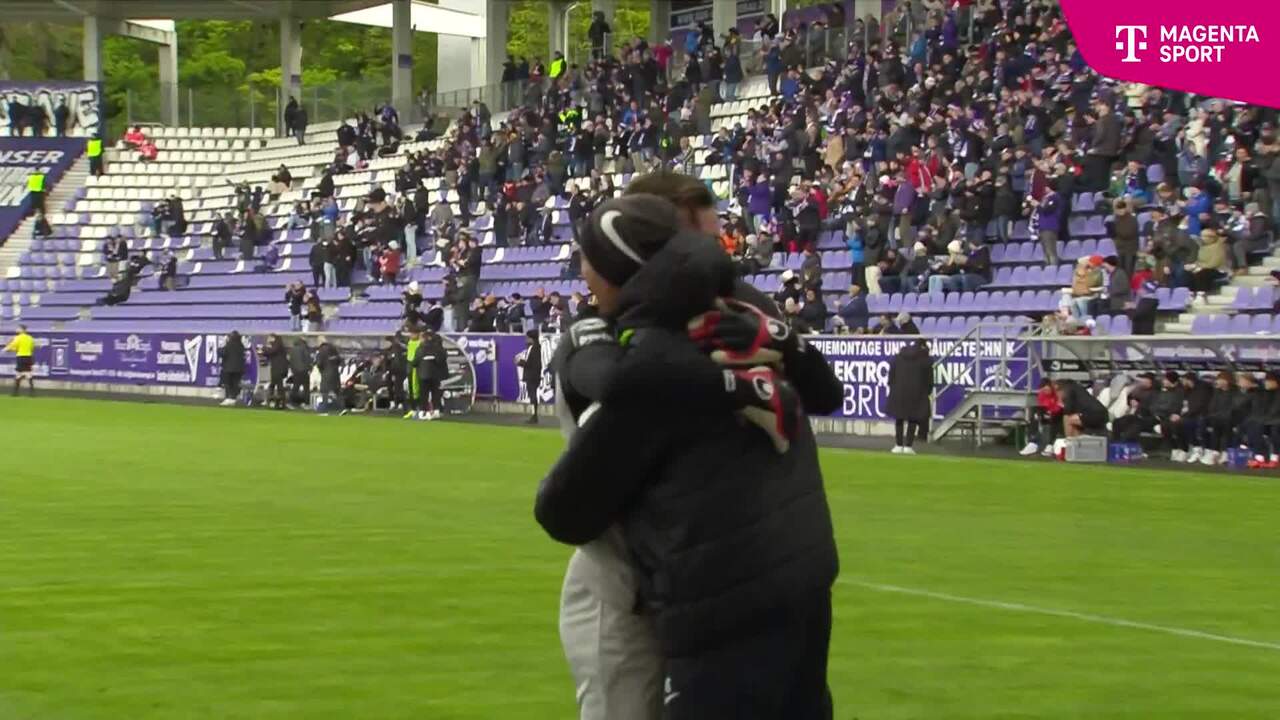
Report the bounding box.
[2,396,1278,719]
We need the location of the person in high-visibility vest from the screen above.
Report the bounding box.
[549,51,566,80]
[87,136,103,176]
[3,324,36,396]
[26,172,45,215]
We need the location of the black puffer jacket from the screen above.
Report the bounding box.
[1182,379,1212,418]
[1206,387,1238,423]
[1060,380,1108,427]
[262,338,288,382]
[288,341,313,377]
[1149,386,1184,419]
[886,340,932,421]
[220,332,246,374]
[536,233,840,657]
[1253,387,1280,424]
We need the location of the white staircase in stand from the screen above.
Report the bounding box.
[0,155,90,285]
[1161,245,1280,333]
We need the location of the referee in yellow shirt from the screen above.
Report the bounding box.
[3,324,35,396]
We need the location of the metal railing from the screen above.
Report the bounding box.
[123,77,397,137]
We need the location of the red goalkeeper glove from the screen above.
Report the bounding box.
[688,297,803,368]
[724,366,801,454]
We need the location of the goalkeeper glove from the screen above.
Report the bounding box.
[724,366,801,454]
[688,297,804,368]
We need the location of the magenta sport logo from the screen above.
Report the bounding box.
[1111,24,1260,64]
[1061,0,1279,107]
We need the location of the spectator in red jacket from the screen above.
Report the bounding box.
[1021,378,1065,456]
[122,125,146,148]
[377,242,402,284]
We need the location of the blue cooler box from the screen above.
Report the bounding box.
[1226,447,1252,470]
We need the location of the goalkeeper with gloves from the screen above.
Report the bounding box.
[536,193,842,720]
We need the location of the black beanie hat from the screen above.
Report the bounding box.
[579,194,680,287]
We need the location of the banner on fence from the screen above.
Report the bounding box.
[809,336,1029,420]
[454,332,1027,421]
[0,137,86,246]
[0,331,255,389]
[1,81,103,139]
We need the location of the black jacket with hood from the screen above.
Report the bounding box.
[536,233,841,657]
[220,332,246,374]
[262,338,289,381]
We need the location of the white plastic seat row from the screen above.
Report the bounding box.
[155,126,270,139]
[86,187,190,201]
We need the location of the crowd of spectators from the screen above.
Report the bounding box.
[460,0,1279,337]
[87,0,1280,340]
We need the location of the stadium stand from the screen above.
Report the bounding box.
[2,0,1278,340]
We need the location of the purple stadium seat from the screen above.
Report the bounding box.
[1110,315,1132,335]
[1190,315,1211,334]
[1096,238,1116,257]
[1209,315,1232,334]
[990,244,1008,263]
[1094,315,1112,335]
[1233,287,1255,310]
[992,266,1012,286]
[887,294,903,313]
[1230,314,1252,334]
[1084,216,1106,237]
[1013,290,1033,311]
[901,293,920,313]
[972,291,991,312]
[1074,193,1096,213]
[1250,314,1272,334]
[1272,315,1280,334]
[867,293,888,313]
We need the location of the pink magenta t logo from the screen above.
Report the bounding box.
[1115,25,1149,62]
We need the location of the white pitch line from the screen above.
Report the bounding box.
[845,579,1280,653]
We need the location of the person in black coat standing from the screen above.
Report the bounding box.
[218,331,247,406]
[287,338,314,408]
[517,330,542,424]
[886,338,932,454]
[314,338,342,411]
[261,334,289,409]
[413,326,450,420]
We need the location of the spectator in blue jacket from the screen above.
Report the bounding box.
[1183,185,1211,236]
[765,44,783,95]
[781,68,800,103]
[846,224,865,288]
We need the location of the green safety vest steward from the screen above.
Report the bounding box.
[406,337,422,394]
[87,139,102,157]
[550,58,565,78]
[26,173,44,193]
